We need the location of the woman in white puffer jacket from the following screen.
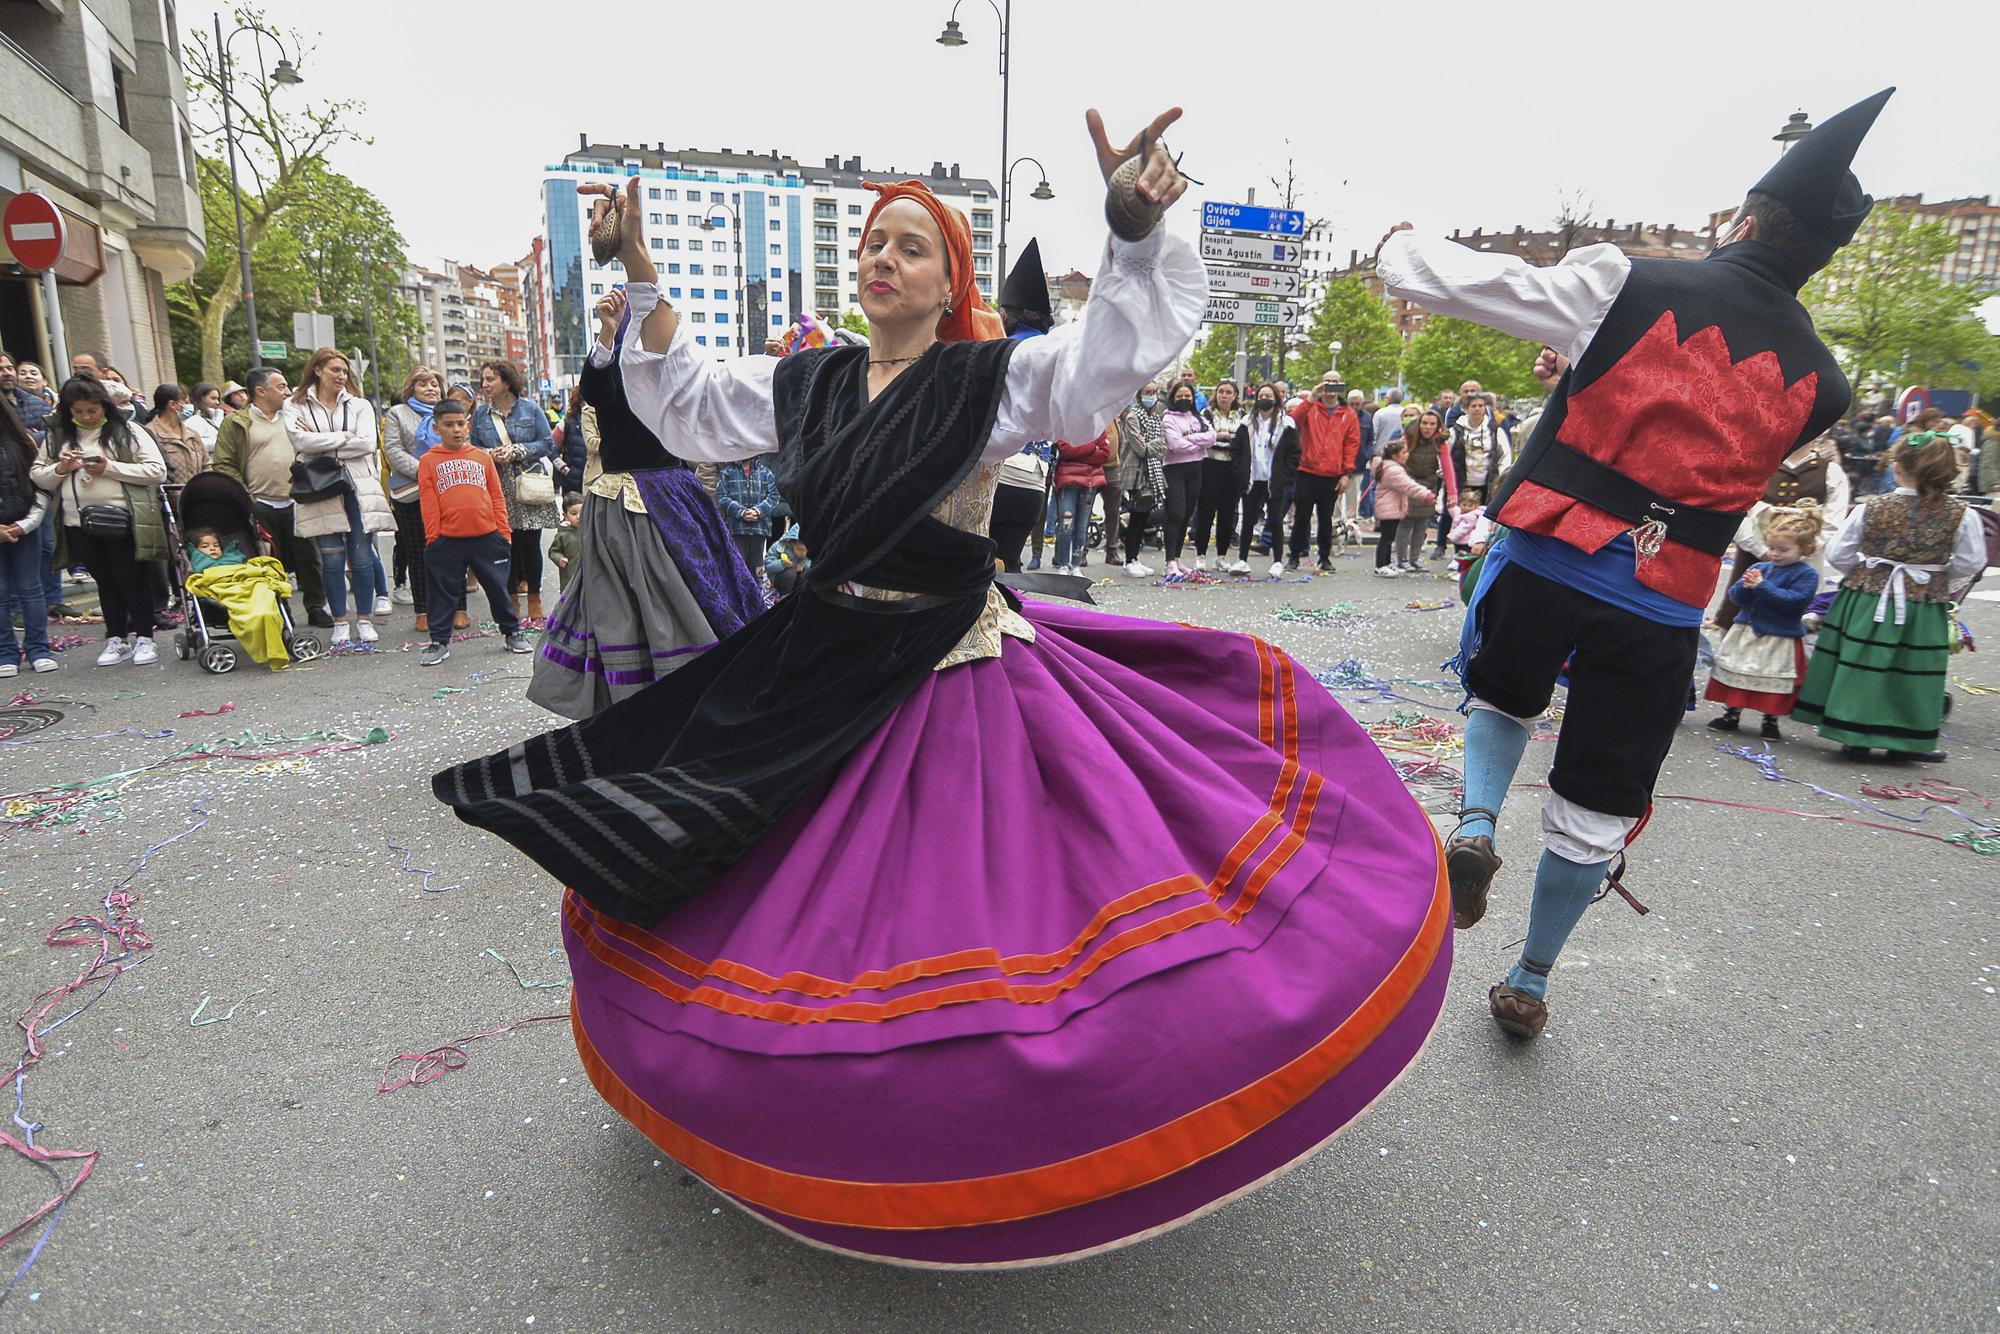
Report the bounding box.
[285,348,393,645]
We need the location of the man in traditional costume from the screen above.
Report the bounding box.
[1376,90,1893,1038]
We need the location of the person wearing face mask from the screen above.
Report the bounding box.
[1158,381,1214,576]
[1191,379,1249,573]
[1239,384,1299,578]
[1116,381,1167,577]
[434,109,1450,1266]
[1376,89,1891,1040]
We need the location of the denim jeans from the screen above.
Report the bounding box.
[0,533,51,664]
[1053,485,1093,567]
[314,490,374,619]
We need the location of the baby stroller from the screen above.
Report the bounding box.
[170,471,324,673]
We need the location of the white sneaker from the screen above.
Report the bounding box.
[391,585,414,606]
[372,596,393,618]
[0,663,15,678]
[1268,560,1285,579]
[130,635,158,665]
[356,619,379,644]
[1228,559,1250,575]
[1372,565,1402,579]
[331,622,351,646]
[96,636,131,666]
[1125,561,1153,578]
[31,657,58,673]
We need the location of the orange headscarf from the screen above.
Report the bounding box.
[860,181,1005,343]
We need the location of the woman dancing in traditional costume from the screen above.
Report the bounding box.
[527,289,766,719]
[436,108,1449,1267]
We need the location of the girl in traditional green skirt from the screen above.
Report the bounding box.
[1794,432,1986,761]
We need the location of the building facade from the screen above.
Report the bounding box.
[398,259,531,393]
[0,0,205,388]
[1706,193,2000,294]
[532,139,998,388]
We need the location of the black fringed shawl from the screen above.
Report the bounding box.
[433,338,1018,925]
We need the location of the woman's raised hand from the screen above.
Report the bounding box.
[1086,107,1189,208]
[578,177,653,280]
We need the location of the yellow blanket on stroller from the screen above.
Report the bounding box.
[186,556,293,668]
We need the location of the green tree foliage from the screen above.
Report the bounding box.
[1804,204,1997,393]
[1294,278,1401,393]
[839,308,870,337]
[1399,316,1542,401]
[1186,322,1285,387]
[169,158,415,391]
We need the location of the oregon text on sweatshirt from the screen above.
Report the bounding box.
[417,444,512,543]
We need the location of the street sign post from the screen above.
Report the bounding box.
[1203,295,1301,328]
[1200,202,1306,237]
[4,192,72,376]
[257,339,287,360]
[1199,233,1304,267]
[293,311,336,352]
[1204,264,1304,299]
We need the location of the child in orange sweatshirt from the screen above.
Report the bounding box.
[416,399,532,666]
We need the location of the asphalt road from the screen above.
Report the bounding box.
[2,549,1995,1332]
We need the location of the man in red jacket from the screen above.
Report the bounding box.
[1286,374,1361,572]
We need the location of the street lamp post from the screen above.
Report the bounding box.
[213,14,302,363]
[936,0,1018,283]
[702,203,747,357]
[1773,110,1812,158]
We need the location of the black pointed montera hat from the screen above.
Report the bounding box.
[999,238,1052,318]
[1750,88,1894,247]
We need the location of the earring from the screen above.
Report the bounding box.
[943,300,954,317]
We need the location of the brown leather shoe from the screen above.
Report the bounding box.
[1488,984,1548,1038]
[453,610,471,629]
[413,613,429,633]
[1445,833,1502,929]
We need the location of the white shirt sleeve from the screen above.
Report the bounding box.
[1376,231,1632,365]
[618,282,780,462]
[983,228,1208,462]
[1824,502,1868,575]
[587,340,614,369]
[1946,506,1990,584]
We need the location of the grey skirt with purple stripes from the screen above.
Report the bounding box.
[526,468,769,720]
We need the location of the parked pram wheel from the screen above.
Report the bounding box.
[288,633,324,663]
[175,631,192,661]
[198,643,239,674]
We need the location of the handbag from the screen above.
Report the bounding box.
[518,457,557,506]
[68,470,133,539]
[290,453,354,503]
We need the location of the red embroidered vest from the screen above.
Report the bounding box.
[1491,245,1850,609]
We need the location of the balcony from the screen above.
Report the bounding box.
[131,175,203,283]
[0,30,89,185]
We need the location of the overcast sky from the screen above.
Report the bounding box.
[196,0,2000,296]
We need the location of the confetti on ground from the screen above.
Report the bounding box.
[385,838,458,895]
[188,988,269,1028]
[376,1014,570,1094]
[484,948,571,991]
[1274,602,1366,627]
[176,703,236,719]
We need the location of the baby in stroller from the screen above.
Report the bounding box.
[174,472,323,672]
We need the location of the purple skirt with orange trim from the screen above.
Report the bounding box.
[562,599,1449,1267]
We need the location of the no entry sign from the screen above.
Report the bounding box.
[3,193,66,272]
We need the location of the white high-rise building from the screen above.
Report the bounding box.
[533,139,998,388]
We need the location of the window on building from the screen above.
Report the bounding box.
[816,268,838,287]
[847,227,860,239]
[816,289,839,310]
[767,195,781,207]
[663,214,678,225]
[709,191,725,203]
[666,263,681,274]
[690,263,704,275]
[815,246,838,265]
[769,244,782,256]
[716,336,731,348]
[591,283,604,295]
[691,288,705,299]
[971,192,989,204]
[690,312,706,323]
[814,201,837,220]
[770,219,782,232]
[649,188,661,200]
[769,266,782,278]
[714,288,729,301]
[649,213,662,224]
[664,188,678,200]
[650,237,662,249]
[847,204,862,216]
[972,212,993,230]
[695,335,707,346]
[772,314,785,327]
[668,287,682,298]
[716,313,730,325]
[663,238,680,250]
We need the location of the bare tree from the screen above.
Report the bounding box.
[1549,188,1597,263]
[179,4,369,381]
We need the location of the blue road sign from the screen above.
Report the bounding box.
[1201,201,1306,237]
